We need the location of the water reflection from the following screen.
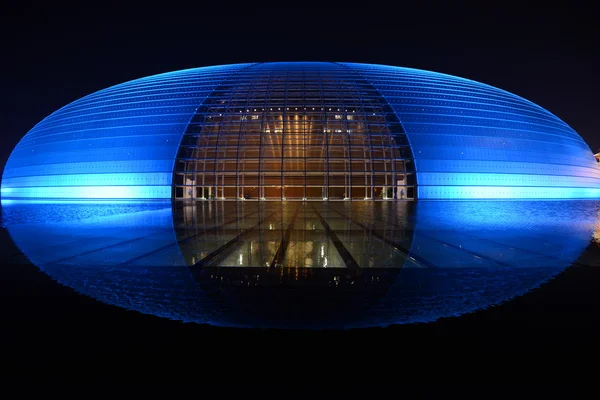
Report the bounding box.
[2,200,599,329]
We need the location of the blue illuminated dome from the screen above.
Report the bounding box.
[3,62,600,200]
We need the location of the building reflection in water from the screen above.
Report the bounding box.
[2,199,599,329]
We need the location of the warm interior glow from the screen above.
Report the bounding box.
[173,65,415,201]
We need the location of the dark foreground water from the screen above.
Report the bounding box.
[2,199,600,329]
[1,199,600,383]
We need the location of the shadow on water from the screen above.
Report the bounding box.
[1,199,599,329]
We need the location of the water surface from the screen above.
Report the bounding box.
[2,199,599,329]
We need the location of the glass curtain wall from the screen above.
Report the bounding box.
[173,63,415,201]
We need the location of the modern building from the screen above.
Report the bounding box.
[2,62,600,200]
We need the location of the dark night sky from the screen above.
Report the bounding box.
[1,2,598,174]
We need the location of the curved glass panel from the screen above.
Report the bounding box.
[173,62,415,201]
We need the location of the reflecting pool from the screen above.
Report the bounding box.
[2,200,599,329]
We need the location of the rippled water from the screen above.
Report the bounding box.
[1,199,599,329]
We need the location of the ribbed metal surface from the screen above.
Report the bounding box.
[1,64,250,198]
[345,62,600,198]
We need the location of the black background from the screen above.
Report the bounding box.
[1,1,599,389]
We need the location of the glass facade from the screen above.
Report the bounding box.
[2,62,599,200]
[173,62,414,201]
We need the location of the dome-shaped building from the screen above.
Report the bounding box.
[2,62,599,200]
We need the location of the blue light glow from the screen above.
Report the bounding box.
[1,185,171,199]
[2,200,597,328]
[419,186,600,199]
[1,64,251,200]
[2,62,599,200]
[344,62,600,199]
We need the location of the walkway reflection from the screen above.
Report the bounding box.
[2,199,599,328]
[175,202,416,269]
